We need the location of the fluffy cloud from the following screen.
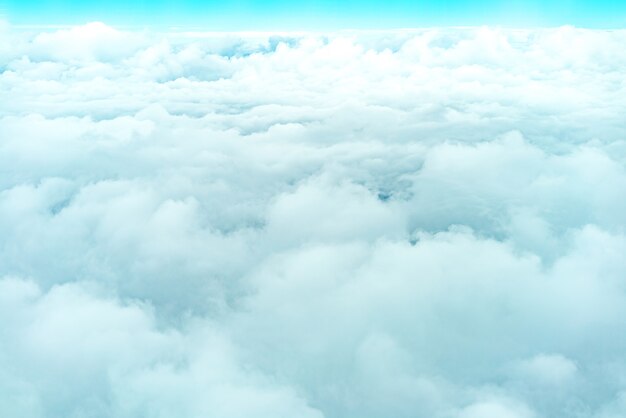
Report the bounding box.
[1,23,626,418]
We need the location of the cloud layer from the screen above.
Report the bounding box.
[1,22,626,418]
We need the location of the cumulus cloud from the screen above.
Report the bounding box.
[1,23,626,418]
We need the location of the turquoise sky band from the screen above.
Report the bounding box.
[2,0,626,29]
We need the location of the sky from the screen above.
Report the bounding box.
[2,0,626,29]
[2,0,626,416]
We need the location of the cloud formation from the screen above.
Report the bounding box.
[1,23,626,418]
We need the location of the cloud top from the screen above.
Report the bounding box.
[1,23,626,418]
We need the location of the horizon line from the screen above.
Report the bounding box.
[5,21,626,33]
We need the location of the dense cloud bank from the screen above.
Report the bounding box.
[1,22,626,418]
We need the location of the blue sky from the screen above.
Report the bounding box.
[2,0,626,29]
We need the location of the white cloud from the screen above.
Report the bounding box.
[1,22,626,417]
[459,399,536,418]
[0,277,322,418]
[510,354,578,386]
